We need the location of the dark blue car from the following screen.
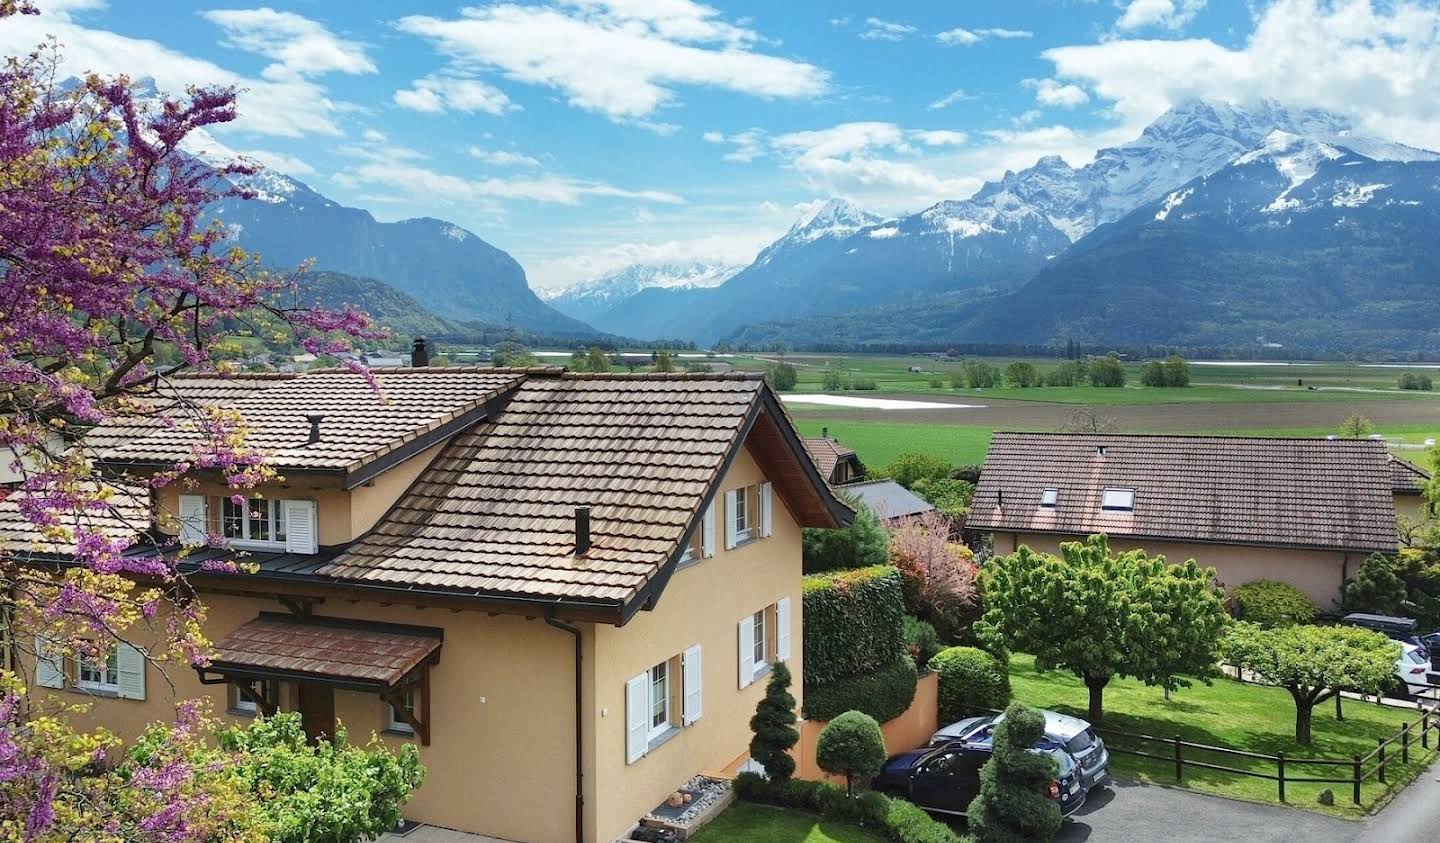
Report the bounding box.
[872,738,1086,820]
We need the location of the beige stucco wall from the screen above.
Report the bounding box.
[152,440,443,546]
[583,445,803,843]
[1001,532,1357,611]
[27,593,578,843]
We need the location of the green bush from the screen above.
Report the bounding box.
[778,778,824,812]
[818,785,862,822]
[967,703,1061,842]
[930,646,1011,723]
[884,452,953,489]
[1344,553,1408,615]
[749,662,799,782]
[852,377,879,390]
[803,499,891,573]
[803,566,906,689]
[857,790,890,828]
[733,771,769,802]
[733,778,967,843]
[1233,580,1318,626]
[904,616,942,669]
[767,361,798,391]
[886,797,967,843]
[817,711,887,794]
[803,655,918,723]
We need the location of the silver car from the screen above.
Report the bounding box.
[931,709,1110,791]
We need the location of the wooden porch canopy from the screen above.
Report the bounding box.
[196,613,442,744]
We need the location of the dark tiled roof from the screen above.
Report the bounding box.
[319,373,769,604]
[85,374,294,453]
[1390,456,1431,495]
[803,437,859,484]
[99,367,529,475]
[209,613,441,688]
[968,433,1398,553]
[843,479,936,521]
[0,484,150,552]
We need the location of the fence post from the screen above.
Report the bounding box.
[1335,692,1343,722]
[1277,751,1286,803]
[1424,711,1430,750]
[1353,755,1362,805]
[1173,735,1183,784]
[1377,738,1387,785]
[1402,722,1410,764]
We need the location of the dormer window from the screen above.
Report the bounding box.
[1101,488,1135,511]
[222,497,285,547]
[1040,488,1058,508]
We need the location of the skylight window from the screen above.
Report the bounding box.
[1040,488,1058,508]
[1101,488,1135,511]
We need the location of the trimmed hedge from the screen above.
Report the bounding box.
[731,772,969,843]
[803,565,907,689]
[903,616,942,669]
[930,647,1010,724]
[803,656,918,724]
[1234,579,1318,627]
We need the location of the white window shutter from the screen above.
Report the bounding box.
[682,644,703,725]
[738,614,756,689]
[625,672,649,764]
[284,499,317,554]
[701,503,716,558]
[178,494,206,545]
[760,482,774,538]
[116,643,146,700]
[34,636,64,689]
[776,597,792,662]
[723,490,739,550]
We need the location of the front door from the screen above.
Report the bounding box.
[297,683,335,744]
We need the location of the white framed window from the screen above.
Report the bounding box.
[738,597,790,689]
[1040,488,1058,508]
[77,647,119,694]
[231,680,275,715]
[733,490,750,541]
[1100,488,1135,512]
[648,661,671,740]
[221,497,287,548]
[752,609,768,673]
[724,483,773,550]
[387,687,417,734]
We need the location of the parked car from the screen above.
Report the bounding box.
[1341,613,1429,658]
[874,740,1085,819]
[930,710,1110,791]
[1396,642,1432,698]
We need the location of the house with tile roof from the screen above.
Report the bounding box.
[5,363,851,843]
[1390,454,1433,522]
[968,432,1401,609]
[801,429,865,485]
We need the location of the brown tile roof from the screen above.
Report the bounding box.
[803,436,859,484]
[98,367,531,479]
[0,484,150,551]
[1390,456,1431,495]
[318,372,849,611]
[209,613,441,688]
[85,374,295,453]
[968,432,1398,553]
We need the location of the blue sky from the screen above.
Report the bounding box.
[7,0,1440,290]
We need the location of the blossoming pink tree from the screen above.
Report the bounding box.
[1,4,384,836]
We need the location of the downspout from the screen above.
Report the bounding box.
[546,612,585,843]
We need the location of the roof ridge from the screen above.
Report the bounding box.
[994,431,1384,444]
[305,365,564,375]
[167,371,299,381]
[559,371,765,381]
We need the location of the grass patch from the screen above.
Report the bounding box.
[791,420,995,468]
[1008,654,1436,816]
[687,802,885,843]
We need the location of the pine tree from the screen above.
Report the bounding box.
[748,661,799,782]
[967,703,1063,842]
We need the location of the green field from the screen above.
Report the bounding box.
[793,421,996,468]
[688,803,883,843]
[1009,654,1434,816]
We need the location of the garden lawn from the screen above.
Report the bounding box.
[1008,654,1437,816]
[687,802,884,843]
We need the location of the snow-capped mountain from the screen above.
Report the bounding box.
[546,260,743,326]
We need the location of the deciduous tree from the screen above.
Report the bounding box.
[977,535,1229,722]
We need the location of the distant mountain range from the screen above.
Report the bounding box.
[544,260,742,328]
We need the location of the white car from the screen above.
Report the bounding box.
[1396,643,1431,698]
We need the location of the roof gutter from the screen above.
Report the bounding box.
[546,611,586,843]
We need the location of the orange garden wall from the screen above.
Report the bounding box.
[795,671,938,782]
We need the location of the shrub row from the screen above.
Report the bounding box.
[930,646,1010,724]
[1233,579,1318,626]
[732,773,968,843]
[802,655,918,724]
[803,565,906,689]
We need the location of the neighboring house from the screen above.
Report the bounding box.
[1390,454,1432,522]
[842,478,936,525]
[6,364,851,843]
[968,433,1399,609]
[802,429,866,485]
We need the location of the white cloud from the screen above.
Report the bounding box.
[0,6,350,137]
[1024,78,1091,108]
[860,18,917,41]
[915,130,969,146]
[396,2,828,122]
[829,16,852,27]
[1047,0,1440,149]
[467,146,542,167]
[937,26,1033,46]
[361,129,388,143]
[200,8,375,79]
[238,148,315,175]
[927,88,977,110]
[1116,0,1207,31]
[526,229,773,291]
[394,76,516,115]
[704,128,766,162]
[768,122,981,209]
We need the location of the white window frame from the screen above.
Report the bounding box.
[733,488,751,543]
[1040,488,1059,508]
[647,661,671,742]
[76,646,119,694]
[221,497,288,550]
[752,608,768,676]
[232,679,274,716]
[1100,488,1135,511]
[387,687,417,734]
